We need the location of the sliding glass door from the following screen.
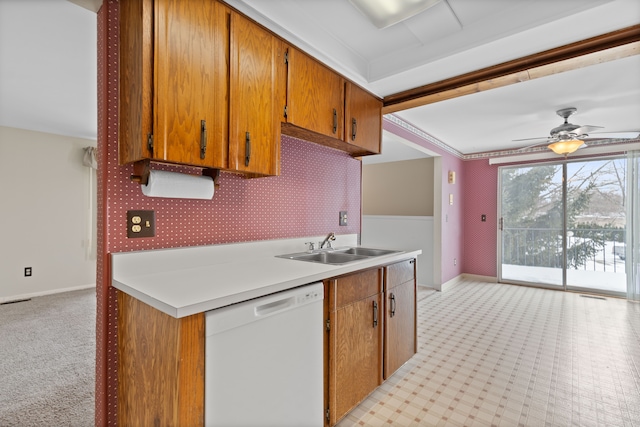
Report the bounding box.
[499,157,627,296]
[500,163,564,288]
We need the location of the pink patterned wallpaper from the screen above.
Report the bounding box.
[96,2,361,424]
[462,159,498,277]
[107,135,361,252]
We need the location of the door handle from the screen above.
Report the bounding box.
[390,293,396,318]
[373,300,378,327]
[245,132,251,166]
[332,109,337,134]
[351,118,357,141]
[200,120,207,159]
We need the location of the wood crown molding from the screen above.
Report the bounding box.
[382,24,640,114]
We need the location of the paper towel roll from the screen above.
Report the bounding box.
[141,170,215,199]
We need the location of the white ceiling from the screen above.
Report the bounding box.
[0,0,638,159]
[0,0,97,141]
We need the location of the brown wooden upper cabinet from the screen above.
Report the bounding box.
[228,11,285,176]
[344,82,382,155]
[283,46,382,157]
[119,0,282,176]
[284,47,344,140]
[120,0,228,169]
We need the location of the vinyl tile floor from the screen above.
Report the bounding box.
[336,279,640,427]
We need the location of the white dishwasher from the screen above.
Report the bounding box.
[205,282,324,427]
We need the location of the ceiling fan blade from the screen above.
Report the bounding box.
[512,136,549,142]
[583,131,640,140]
[516,141,550,151]
[573,125,603,134]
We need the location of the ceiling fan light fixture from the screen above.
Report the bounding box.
[348,0,442,29]
[547,139,585,155]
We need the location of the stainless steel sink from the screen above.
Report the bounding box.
[277,247,401,265]
[277,251,369,265]
[333,247,400,257]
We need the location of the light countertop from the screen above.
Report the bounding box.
[111,234,421,318]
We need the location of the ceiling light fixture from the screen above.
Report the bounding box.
[349,0,442,29]
[547,139,585,155]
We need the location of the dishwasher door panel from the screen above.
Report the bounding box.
[205,283,324,427]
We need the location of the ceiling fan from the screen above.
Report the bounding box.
[514,107,640,155]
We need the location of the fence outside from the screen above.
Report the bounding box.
[502,227,626,273]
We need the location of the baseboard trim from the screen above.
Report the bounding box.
[439,274,497,292]
[462,274,498,283]
[0,284,96,304]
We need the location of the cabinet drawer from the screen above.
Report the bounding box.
[328,268,382,310]
[385,259,415,290]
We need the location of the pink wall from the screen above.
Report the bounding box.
[462,159,498,277]
[96,2,361,424]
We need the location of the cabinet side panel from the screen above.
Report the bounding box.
[177,312,205,426]
[117,291,205,426]
[117,291,179,426]
[119,0,153,164]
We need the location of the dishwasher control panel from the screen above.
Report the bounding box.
[297,287,323,304]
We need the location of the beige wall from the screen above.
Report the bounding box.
[0,126,96,301]
[362,158,434,216]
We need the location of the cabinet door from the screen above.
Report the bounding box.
[329,293,383,425]
[384,268,417,379]
[229,12,284,176]
[154,0,227,168]
[344,82,382,154]
[286,48,344,140]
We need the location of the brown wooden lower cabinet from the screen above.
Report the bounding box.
[325,268,384,426]
[324,259,417,426]
[384,259,417,379]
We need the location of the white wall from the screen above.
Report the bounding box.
[0,126,96,302]
[361,215,434,288]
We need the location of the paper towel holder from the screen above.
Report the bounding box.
[130,159,220,189]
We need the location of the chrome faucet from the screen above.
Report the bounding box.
[320,232,336,249]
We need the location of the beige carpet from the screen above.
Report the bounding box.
[0,288,95,426]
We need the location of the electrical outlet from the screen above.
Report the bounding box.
[127,210,156,238]
[24,267,32,277]
[339,211,348,226]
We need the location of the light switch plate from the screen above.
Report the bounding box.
[127,210,155,238]
[339,211,348,226]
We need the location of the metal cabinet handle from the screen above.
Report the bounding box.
[390,293,396,318]
[332,109,337,134]
[351,118,357,141]
[245,132,251,167]
[200,120,207,159]
[373,300,378,327]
